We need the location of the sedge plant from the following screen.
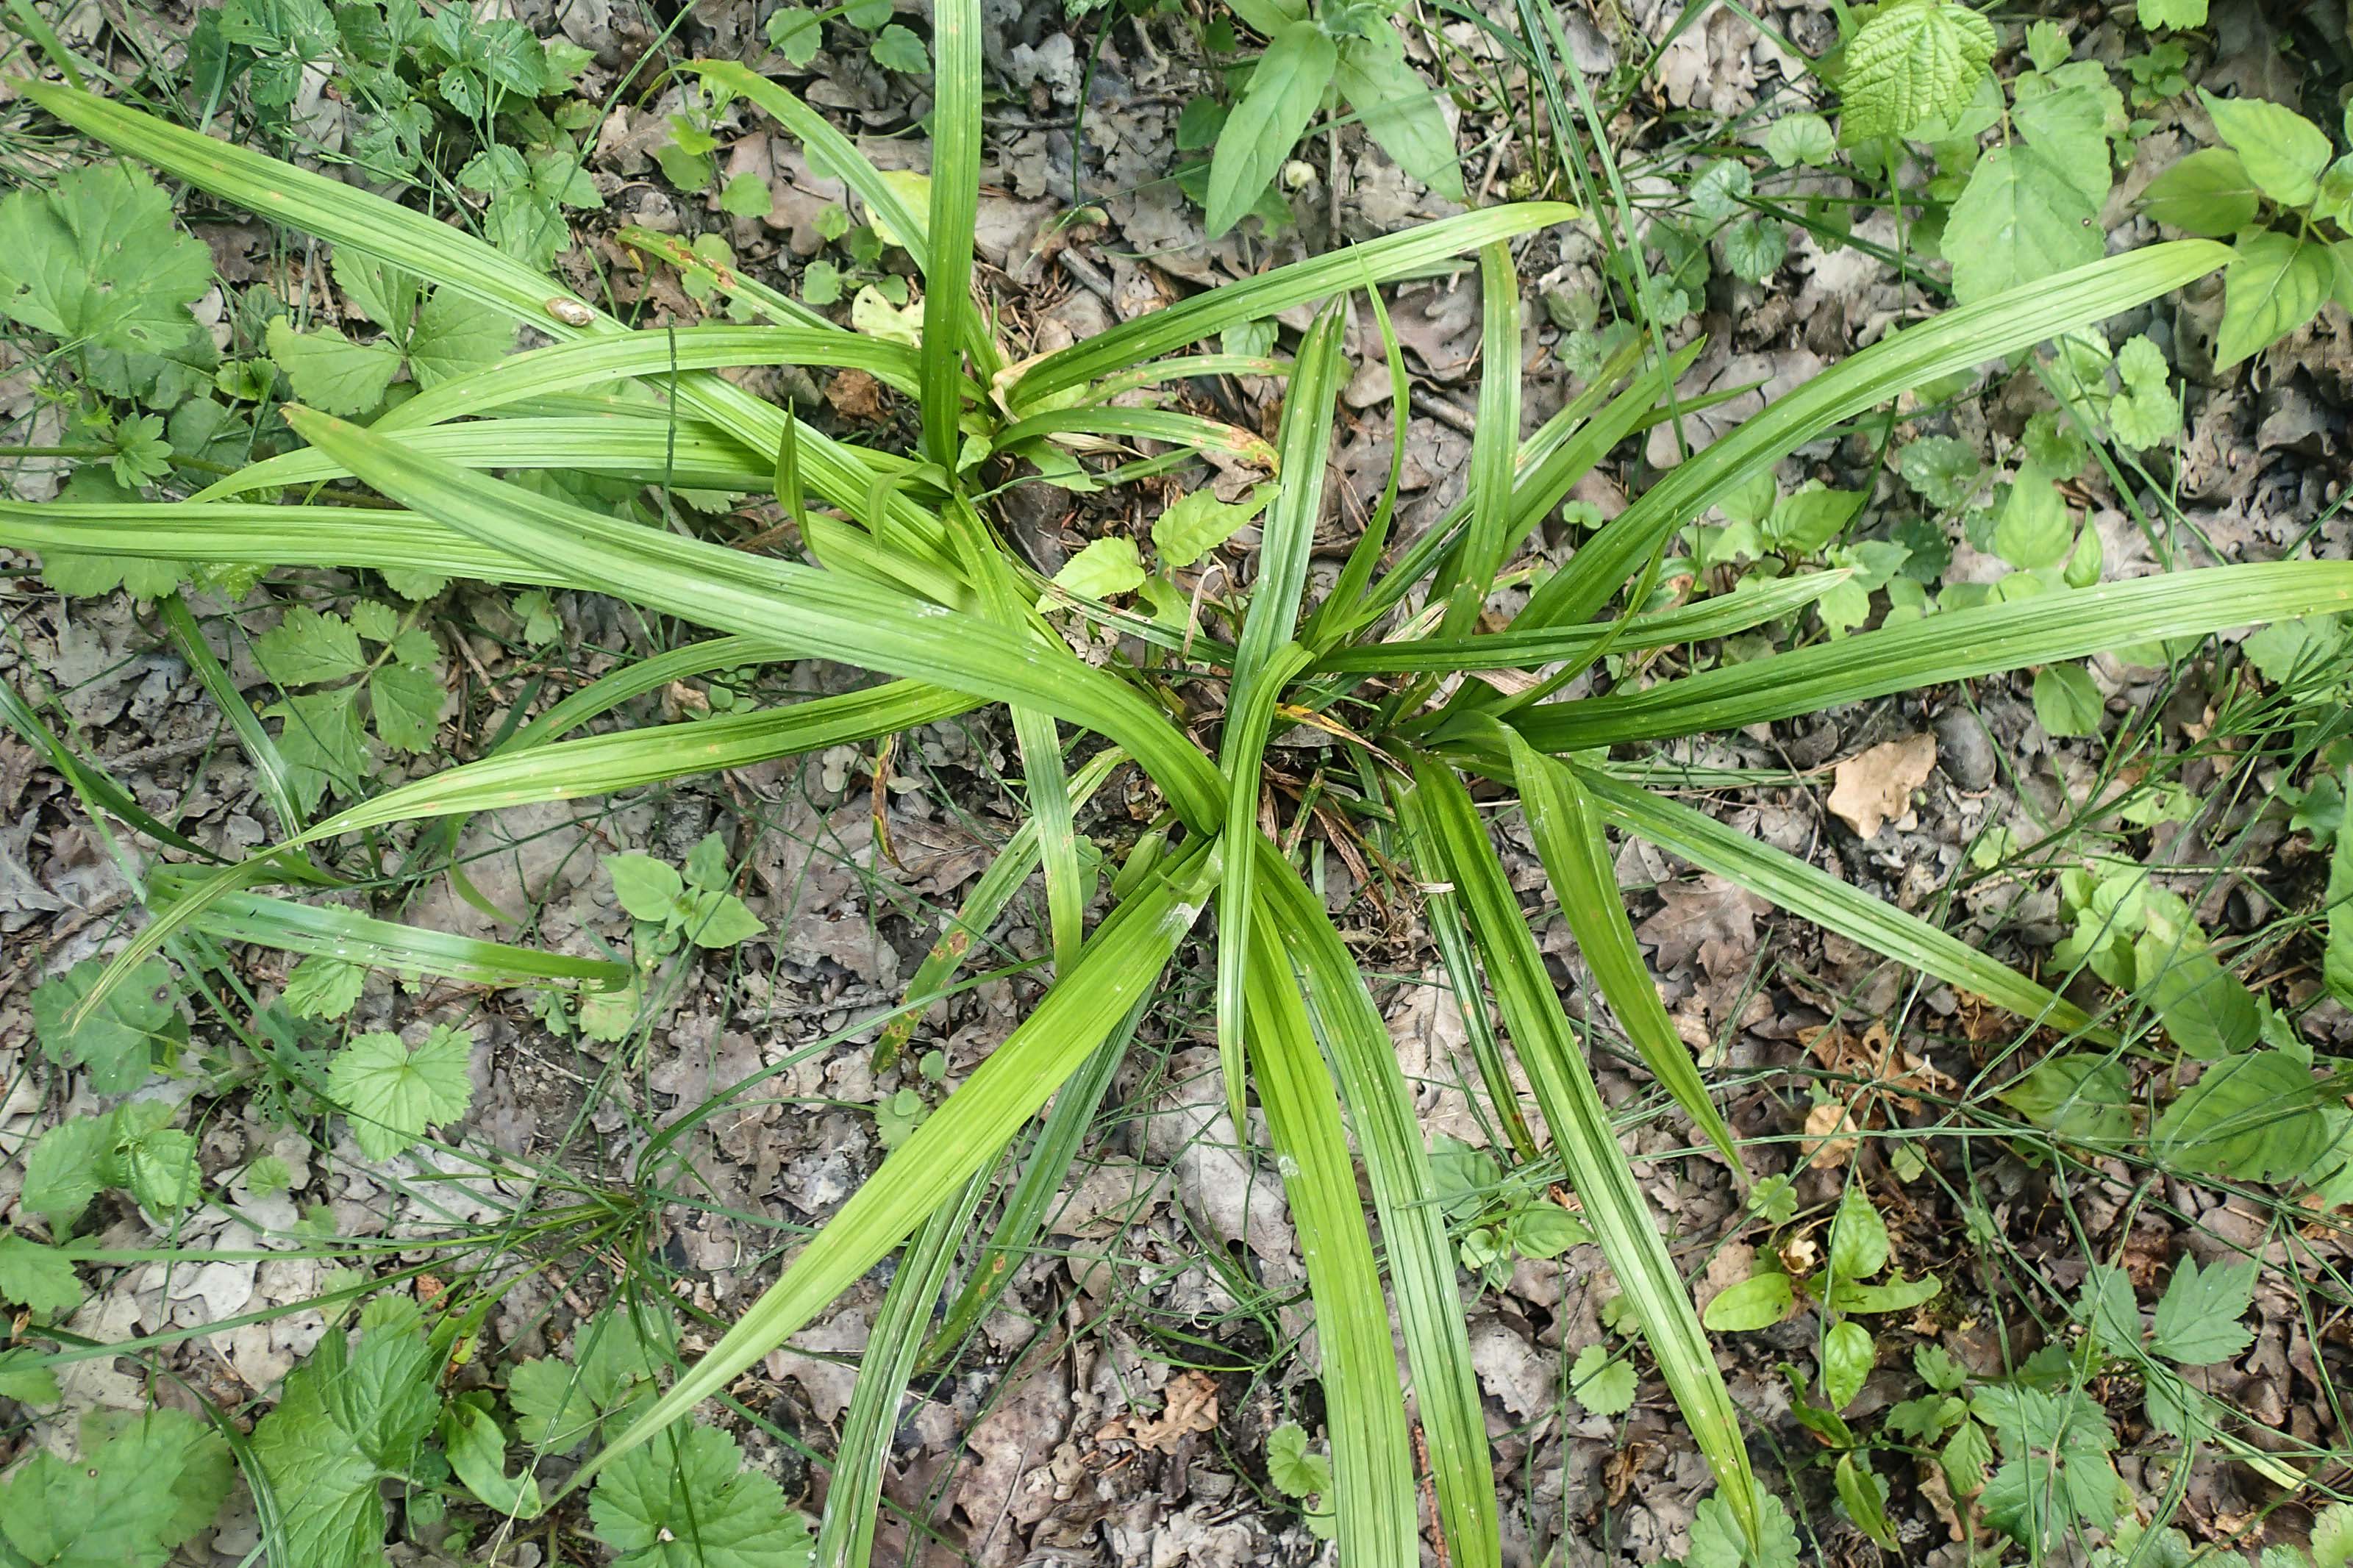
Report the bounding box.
[4,13,2349,1564]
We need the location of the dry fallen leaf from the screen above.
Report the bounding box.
[1827,732,1937,839]
[1635,874,1771,978]
[1801,1098,1863,1170]
[1096,1369,1220,1453]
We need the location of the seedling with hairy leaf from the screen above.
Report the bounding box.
[7,26,2347,1567]
[1265,1421,1338,1540]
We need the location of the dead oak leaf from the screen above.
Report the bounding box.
[1827,732,1936,839]
[1635,873,1770,979]
[1095,1370,1219,1453]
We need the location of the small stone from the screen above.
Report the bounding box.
[1934,711,1997,790]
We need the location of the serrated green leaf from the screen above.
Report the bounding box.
[1568,1345,1637,1416]
[1051,536,1146,599]
[1838,0,1996,143]
[0,1234,82,1316]
[255,606,369,685]
[0,1408,229,1568]
[21,1115,110,1228]
[407,287,515,387]
[1945,143,2105,304]
[283,955,367,1020]
[2198,90,2332,207]
[268,318,401,415]
[0,163,213,364]
[1265,1422,1330,1498]
[2147,1257,2255,1364]
[868,22,927,72]
[368,660,444,752]
[268,688,368,814]
[327,1025,474,1159]
[590,1424,813,1568]
[1151,486,1271,568]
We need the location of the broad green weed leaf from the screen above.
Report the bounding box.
[284,955,367,1020]
[1568,1345,1636,1416]
[407,288,515,387]
[107,1106,201,1214]
[1333,25,1466,201]
[2198,90,2331,207]
[0,1234,82,1316]
[1999,1053,2131,1144]
[2139,0,2206,26]
[2032,664,2104,737]
[2144,946,2258,1059]
[0,164,213,373]
[256,606,369,684]
[2106,335,2181,448]
[254,1313,440,1568]
[1945,145,2104,303]
[442,1401,542,1517]
[21,1115,110,1228]
[1828,1184,1888,1283]
[1207,21,1336,236]
[328,1025,474,1159]
[2139,148,2261,237]
[0,1408,229,1568]
[2215,231,2336,368]
[1763,112,1834,168]
[1052,536,1146,599]
[590,1424,813,1568]
[1721,218,1788,282]
[1838,0,1996,143]
[1702,1272,1796,1331]
[2153,1051,2332,1183]
[607,853,685,920]
[1834,1453,1899,1550]
[268,319,401,415]
[1153,486,1273,568]
[2076,1264,2142,1356]
[2148,1258,2255,1364]
[30,956,179,1095]
[1265,1422,1331,1498]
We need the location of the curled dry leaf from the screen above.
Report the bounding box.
[1827,732,1938,839]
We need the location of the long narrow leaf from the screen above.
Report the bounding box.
[1504,241,2232,641]
[1514,562,2353,749]
[1570,766,2104,1039]
[197,418,775,499]
[921,0,981,470]
[1243,897,1418,1568]
[570,841,1217,1496]
[1435,243,1522,636]
[1403,762,1764,1556]
[1503,728,1740,1170]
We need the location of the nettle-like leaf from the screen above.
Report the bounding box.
[0,162,214,397]
[589,1423,814,1568]
[0,1233,84,1317]
[327,1024,475,1160]
[1837,0,1997,143]
[252,601,447,812]
[2147,1258,2257,1365]
[0,1407,232,1568]
[510,1307,675,1453]
[252,1299,443,1568]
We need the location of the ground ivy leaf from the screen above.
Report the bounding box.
[1568,1344,1636,1416]
[1722,216,1788,282]
[1763,112,1835,168]
[0,163,213,361]
[1944,143,2104,304]
[1838,0,1997,143]
[407,287,515,387]
[2148,1257,2256,1364]
[328,1025,474,1160]
[0,1234,83,1317]
[254,606,369,686]
[2198,89,2331,208]
[590,1423,815,1568]
[267,318,402,416]
[2215,231,2336,368]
